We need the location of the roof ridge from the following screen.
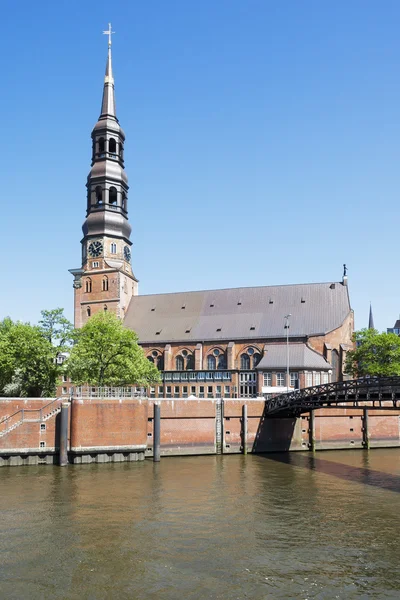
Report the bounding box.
[136,281,344,298]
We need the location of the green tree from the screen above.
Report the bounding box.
[39,308,74,350]
[345,328,400,378]
[66,312,160,387]
[0,320,60,397]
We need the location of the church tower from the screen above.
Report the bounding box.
[70,25,138,327]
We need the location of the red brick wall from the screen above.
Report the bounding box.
[70,398,148,451]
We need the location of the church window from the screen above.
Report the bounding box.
[109,186,117,206]
[186,354,195,370]
[207,355,216,370]
[98,137,105,155]
[102,276,109,291]
[92,261,99,268]
[122,192,127,211]
[253,353,261,368]
[86,307,91,317]
[119,143,124,160]
[85,278,92,293]
[109,137,117,156]
[240,353,250,370]
[176,355,184,371]
[147,356,154,363]
[217,354,226,370]
[110,243,117,254]
[157,355,164,370]
[103,305,108,312]
[95,186,103,204]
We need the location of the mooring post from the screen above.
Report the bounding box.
[363,407,370,450]
[59,402,69,467]
[153,403,161,462]
[309,410,316,452]
[242,404,248,455]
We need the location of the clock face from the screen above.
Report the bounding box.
[124,246,131,262]
[88,240,103,257]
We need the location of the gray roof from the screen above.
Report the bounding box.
[255,343,331,370]
[124,281,351,344]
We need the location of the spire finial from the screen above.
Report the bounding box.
[368,302,375,330]
[103,23,115,48]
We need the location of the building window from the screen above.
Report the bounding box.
[218,354,227,370]
[207,355,216,370]
[207,386,213,398]
[122,191,127,211]
[216,386,222,398]
[158,386,164,395]
[147,356,155,363]
[186,354,195,370]
[199,385,205,398]
[98,137,105,154]
[176,355,184,370]
[62,387,68,394]
[166,386,172,398]
[240,354,250,370]
[62,375,68,383]
[290,372,299,388]
[109,137,117,155]
[314,372,321,386]
[92,261,99,268]
[95,185,103,204]
[276,373,285,387]
[86,307,91,317]
[191,386,196,394]
[322,372,329,384]
[40,423,46,431]
[174,386,179,397]
[157,355,164,370]
[102,276,109,291]
[40,441,46,448]
[263,373,272,387]
[85,278,92,293]
[110,243,117,254]
[253,353,261,368]
[103,305,108,312]
[109,186,117,206]
[224,386,230,398]
[306,372,313,387]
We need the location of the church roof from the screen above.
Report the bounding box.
[255,343,331,370]
[124,281,351,344]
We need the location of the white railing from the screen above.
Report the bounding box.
[73,386,148,399]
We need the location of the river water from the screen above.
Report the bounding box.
[0,450,399,599]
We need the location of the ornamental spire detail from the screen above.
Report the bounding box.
[100,23,116,119]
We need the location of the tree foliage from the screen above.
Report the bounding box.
[345,328,400,378]
[0,309,73,397]
[66,312,160,387]
[39,308,74,350]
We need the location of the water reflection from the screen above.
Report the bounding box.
[0,450,399,599]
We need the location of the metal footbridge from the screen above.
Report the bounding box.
[265,376,400,417]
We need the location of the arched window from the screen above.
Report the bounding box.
[102,276,109,291]
[103,304,108,312]
[253,353,261,368]
[108,138,117,155]
[110,243,117,254]
[331,349,339,382]
[122,191,127,211]
[147,356,154,363]
[119,143,124,160]
[109,186,117,206]
[176,355,184,371]
[207,355,216,370]
[157,355,164,370]
[240,353,250,370]
[86,307,91,317]
[95,186,103,204]
[186,354,195,370]
[85,278,92,293]
[98,137,105,154]
[217,354,226,370]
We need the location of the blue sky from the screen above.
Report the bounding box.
[1,0,399,332]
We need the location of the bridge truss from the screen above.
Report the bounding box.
[265,376,400,417]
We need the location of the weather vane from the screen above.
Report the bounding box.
[103,23,115,47]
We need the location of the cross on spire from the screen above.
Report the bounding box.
[103,22,115,47]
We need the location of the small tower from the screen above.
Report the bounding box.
[368,303,375,330]
[69,25,138,327]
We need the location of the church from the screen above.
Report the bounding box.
[69,34,354,400]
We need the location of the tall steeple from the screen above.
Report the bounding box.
[70,25,138,327]
[368,303,375,329]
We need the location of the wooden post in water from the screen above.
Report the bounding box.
[309,410,316,452]
[153,403,161,462]
[242,404,248,455]
[59,402,69,466]
[363,407,370,450]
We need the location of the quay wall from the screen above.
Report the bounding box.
[0,397,399,465]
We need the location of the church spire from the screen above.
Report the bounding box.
[100,23,116,119]
[368,303,375,329]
